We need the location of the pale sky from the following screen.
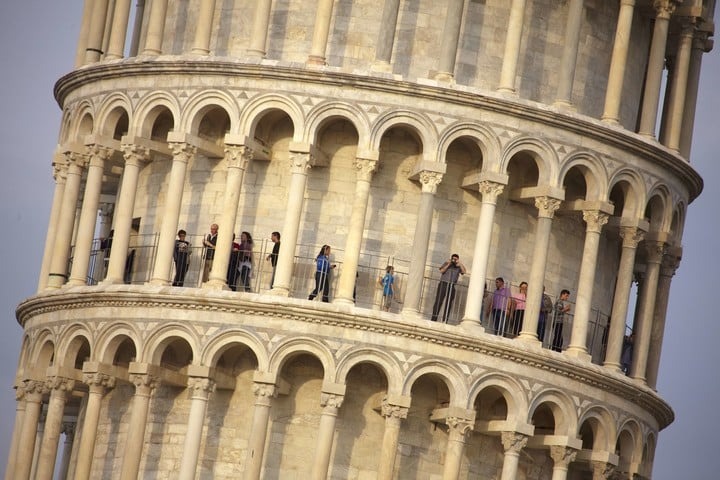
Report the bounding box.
[0,2,717,478]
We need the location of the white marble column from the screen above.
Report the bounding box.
[38,161,67,292]
[245,382,278,480]
[105,0,132,59]
[442,416,473,480]
[34,378,75,480]
[272,152,313,296]
[149,142,196,285]
[601,0,636,124]
[56,423,75,480]
[68,145,111,286]
[307,0,335,66]
[519,196,562,342]
[645,247,680,389]
[500,432,529,480]
[247,0,273,58]
[435,0,465,82]
[402,171,443,316]
[120,373,158,480]
[336,158,377,304]
[14,381,46,480]
[128,0,147,57]
[679,31,711,158]
[550,446,578,480]
[638,0,676,138]
[142,0,169,55]
[372,0,401,70]
[84,0,110,63]
[629,241,664,383]
[103,145,148,284]
[554,0,585,108]
[191,0,217,55]
[74,373,116,480]
[5,387,27,480]
[567,210,609,360]
[462,180,505,328]
[497,0,528,93]
[604,226,644,371]
[47,153,87,289]
[207,145,253,289]
[75,0,95,66]
[663,21,695,152]
[179,377,216,480]
[377,399,409,480]
[310,391,345,480]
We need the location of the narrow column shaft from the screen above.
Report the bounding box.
[519,197,561,342]
[550,446,578,480]
[142,0,169,55]
[310,394,344,480]
[56,423,75,480]
[500,432,529,480]
[604,227,644,371]
[84,0,110,63]
[272,152,312,296]
[35,380,74,480]
[374,0,401,67]
[75,0,95,66]
[377,402,408,480]
[435,0,465,81]
[106,0,132,59]
[74,375,115,480]
[104,147,146,284]
[554,0,585,107]
[179,378,216,480]
[207,146,252,288]
[38,163,67,291]
[462,181,504,327]
[307,0,335,65]
[630,241,664,383]
[336,159,377,304]
[638,1,675,137]
[150,143,195,285]
[120,375,157,480]
[602,0,636,123]
[245,383,277,480]
[664,23,695,151]
[247,0,273,57]
[402,172,443,315]
[497,0,528,93]
[129,0,147,57]
[5,390,27,480]
[442,417,473,480]
[47,154,86,289]
[591,460,616,480]
[679,33,709,157]
[567,211,609,359]
[191,0,217,54]
[68,147,110,286]
[646,248,679,388]
[14,383,46,480]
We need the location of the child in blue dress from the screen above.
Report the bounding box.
[379,265,395,311]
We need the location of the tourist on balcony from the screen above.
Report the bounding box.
[551,289,571,352]
[309,245,336,302]
[510,281,528,336]
[238,231,254,292]
[227,234,241,290]
[172,229,191,287]
[202,223,218,282]
[488,277,512,335]
[266,231,281,288]
[379,265,395,312]
[537,285,553,343]
[431,254,466,322]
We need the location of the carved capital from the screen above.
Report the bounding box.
[290,152,312,174]
[46,376,76,393]
[52,161,68,182]
[15,384,26,402]
[549,445,578,467]
[445,416,474,439]
[66,151,89,172]
[22,379,48,398]
[168,142,196,163]
[130,373,159,392]
[661,251,681,277]
[419,171,443,194]
[591,460,616,479]
[86,144,113,167]
[583,210,609,233]
[479,180,504,203]
[354,158,378,182]
[320,392,344,409]
[653,0,677,19]
[535,196,561,219]
[252,382,278,399]
[187,377,216,396]
[121,144,150,166]
[83,372,117,390]
[644,241,666,264]
[61,422,76,440]
[501,431,529,454]
[225,145,253,170]
[380,400,409,420]
[619,226,645,249]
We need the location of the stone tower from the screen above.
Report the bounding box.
[8,0,716,479]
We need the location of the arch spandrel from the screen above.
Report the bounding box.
[304,101,371,151]
[267,336,336,384]
[401,360,469,407]
[334,346,402,395]
[201,329,268,371]
[238,93,304,142]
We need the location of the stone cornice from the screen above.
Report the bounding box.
[16,286,674,429]
[53,57,702,202]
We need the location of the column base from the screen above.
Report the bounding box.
[202,279,229,290]
[516,333,542,347]
[190,48,211,55]
[459,318,485,333]
[563,347,591,362]
[66,278,87,287]
[552,99,576,112]
[306,55,327,67]
[268,286,290,297]
[370,61,392,73]
[46,274,68,289]
[433,71,455,83]
[400,308,422,321]
[333,297,355,306]
[496,86,518,96]
[601,362,624,375]
[147,279,171,287]
[600,116,620,126]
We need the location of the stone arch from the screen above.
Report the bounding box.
[304,101,371,151]
[577,405,617,452]
[68,101,95,143]
[29,330,56,371]
[401,360,468,407]
[142,323,200,366]
[369,109,438,161]
[267,336,336,383]
[59,109,73,145]
[437,122,501,167]
[238,93,304,141]
[559,151,609,201]
[670,202,686,244]
[94,322,141,365]
[608,169,646,220]
[468,373,529,422]
[132,91,181,139]
[95,92,133,139]
[501,135,559,185]
[180,89,237,139]
[642,431,657,474]
[56,323,94,369]
[16,334,33,379]
[201,329,269,371]
[528,388,578,436]
[615,418,642,472]
[335,346,402,395]
[644,184,672,234]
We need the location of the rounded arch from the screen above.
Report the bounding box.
[201,329,269,371]
[644,184,672,234]
[501,135,559,185]
[369,109,438,161]
[335,346,402,395]
[670,202,686,244]
[132,91,181,138]
[437,122,501,169]
[528,388,578,435]
[608,169,647,220]
[304,101,371,150]
[616,418,642,470]
[577,405,617,452]
[94,322,141,365]
[67,101,95,143]
[267,336,336,382]
[95,92,133,139]
[468,372,529,421]
[559,151,609,201]
[401,360,468,407]
[180,89,238,137]
[141,323,200,365]
[238,93,304,141]
[29,330,57,370]
[55,323,94,368]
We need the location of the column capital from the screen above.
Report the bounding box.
[252,382,279,399]
[320,392,345,409]
[15,383,26,401]
[66,151,90,171]
[168,142,197,163]
[121,144,150,165]
[591,460,616,479]
[534,196,562,218]
[380,400,409,420]
[653,0,677,19]
[290,151,313,174]
[582,210,609,233]
[354,157,378,182]
[445,416,474,440]
[83,372,117,390]
[52,160,69,181]
[479,180,505,203]
[549,445,578,467]
[620,0,636,6]
[661,249,681,276]
[61,422,76,440]
[225,144,253,169]
[187,377,217,398]
[500,431,529,453]
[130,373,160,394]
[45,376,76,394]
[22,379,49,399]
[86,144,113,166]
[644,240,666,264]
[619,226,646,248]
[419,170,443,194]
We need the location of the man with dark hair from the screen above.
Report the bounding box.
[431,254,466,322]
[266,231,281,288]
[551,289,571,352]
[489,277,512,335]
[202,223,218,282]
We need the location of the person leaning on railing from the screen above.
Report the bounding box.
[430,254,466,322]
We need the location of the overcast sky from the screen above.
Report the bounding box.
[0,1,717,478]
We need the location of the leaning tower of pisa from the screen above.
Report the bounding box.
[8,0,716,479]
